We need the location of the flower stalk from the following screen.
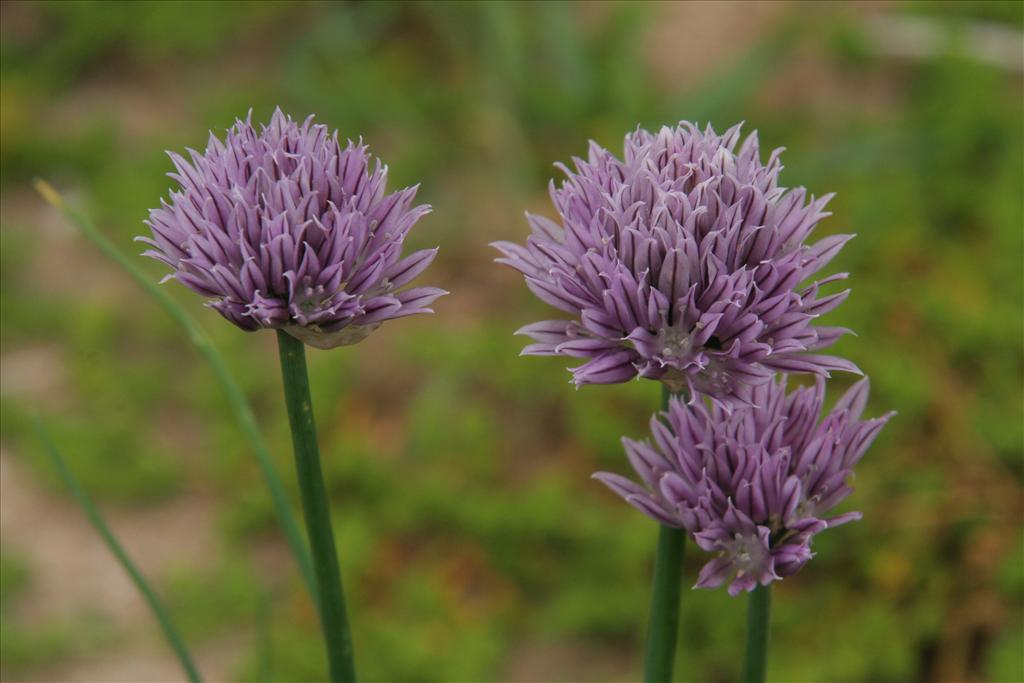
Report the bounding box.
[643,523,686,683]
[643,385,686,683]
[276,330,356,683]
[741,583,772,683]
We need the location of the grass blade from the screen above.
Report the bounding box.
[32,418,203,683]
[33,180,318,604]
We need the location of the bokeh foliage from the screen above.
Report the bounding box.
[1,1,1021,681]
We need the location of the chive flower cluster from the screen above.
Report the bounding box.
[595,378,893,595]
[494,122,858,403]
[140,110,892,599]
[498,120,893,595]
[141,108,445,348]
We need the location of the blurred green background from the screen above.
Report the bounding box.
[1,1,1021,682]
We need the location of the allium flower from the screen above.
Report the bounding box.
[494,122,859,402]
[140,108,445,348]
[594,378,893,595]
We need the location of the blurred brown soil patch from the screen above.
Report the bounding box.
[0,448,239,681]
[502,637,636,683]
[644,1,788,90]
[0,345,70,410]
[2,188,140,306]
[9,637,248,683]
[0,448,220,624]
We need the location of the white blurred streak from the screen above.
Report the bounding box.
[864,14,1024,73]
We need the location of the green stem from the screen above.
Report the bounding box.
[741,584,772,683]
[643,524,686,683]
[34,181,318,604]
[276,330,356,683]
[643,385,687,683]
[33,419,203,683]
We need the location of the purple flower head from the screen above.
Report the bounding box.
[594,377,894,595]
[140,108,446,348]
[494,122,859,403]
